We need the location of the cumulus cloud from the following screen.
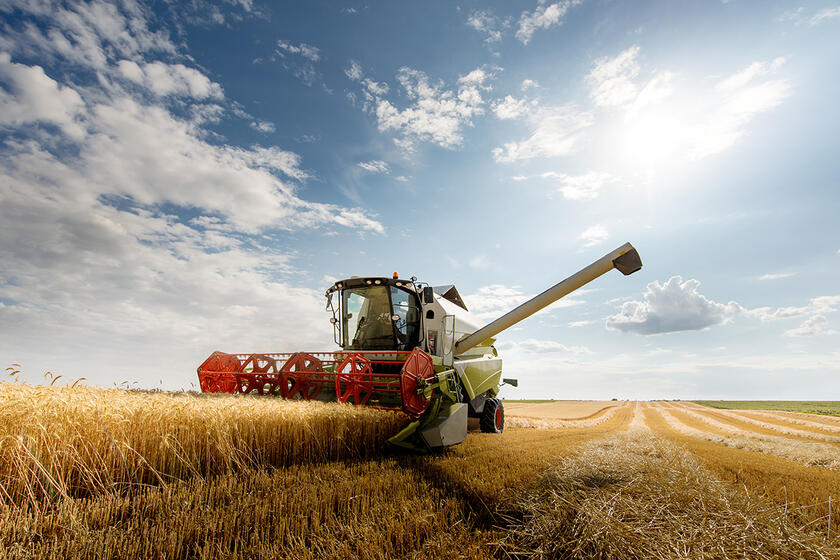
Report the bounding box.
[0,0,382,387]
[364,66,494,151]
[606,276,743,335]
[578,225,609,247]
[117,60,224,99]
[357,160,389,174]
[0,53,85,138]
[492,104,593,163]
[516,0,581,44]
[521,79,539,91]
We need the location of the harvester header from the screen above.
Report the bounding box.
[198,243,643,450]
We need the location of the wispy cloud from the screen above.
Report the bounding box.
[516,1,581,44]
[275,40,321,86]
[759,272,796,281]
[357,160,390,174]
[587,46,641,108]
[810,7,840,25]
[785,315,837,337]
[578,225,609,247]
[492,104,593,163]
[466,9,509,45]
[518,171,619,200]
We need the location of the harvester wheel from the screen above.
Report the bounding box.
[480,398,504,433]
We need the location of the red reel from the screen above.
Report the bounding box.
[334,354,374,405]
[279,353,325,400]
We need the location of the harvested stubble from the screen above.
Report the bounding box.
[726,409,840,435]
[503,401,616,419]
[0,382,408,508]
[679,403,840,443]
[656,403,840,470]
[505,403,623,429]
[644,404,840,534]
[499,422,840,560]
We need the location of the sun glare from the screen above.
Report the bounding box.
[621,108,683,172]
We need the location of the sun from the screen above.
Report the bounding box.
[621,107,684,171]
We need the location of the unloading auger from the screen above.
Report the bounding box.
[197,243,642,450]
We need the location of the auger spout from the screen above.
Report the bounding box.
[453,242,642,356]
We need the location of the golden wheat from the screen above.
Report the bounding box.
[0,382,408,508]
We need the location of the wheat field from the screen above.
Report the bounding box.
[1,384,839,559]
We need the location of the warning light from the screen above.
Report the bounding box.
[393,272,399,279]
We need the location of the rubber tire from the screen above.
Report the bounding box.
[480,398,504,433]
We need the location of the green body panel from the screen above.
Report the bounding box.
[454,355,503,400]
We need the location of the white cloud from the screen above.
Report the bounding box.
[492,104,593,163]
[275,40,321,86]
[785,315,837,337]
[250,119,275,133]
[750,295,840,322]
[0,53,85,139]
[535,171,619,200]
[394,175,409,182]
[587,45,641,108]
[345,60,364,81]
[276,40,320,62]
[759,272,796,281]
[492,95,531,120]
[373,67,491,150]
[516,1,581,44]
[607,276,743,335]
[466,10,508,44]
[568,320,595,328]
[357,160,389,174]
[578,225,609,247]
[118,60,224,99]
[810,7,840,25]
[521,79,539,91]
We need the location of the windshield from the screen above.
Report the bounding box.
[342,286,395,350]
[341,285,421,351]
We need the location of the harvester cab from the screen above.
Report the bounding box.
[198,243,643,450]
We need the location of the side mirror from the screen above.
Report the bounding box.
[502,378,518,387]
[423,286,434,304]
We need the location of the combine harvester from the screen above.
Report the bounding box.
[198,243,642,450]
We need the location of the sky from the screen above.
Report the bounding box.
[0,0,838,399]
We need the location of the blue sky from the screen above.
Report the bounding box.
[0,0,838,398]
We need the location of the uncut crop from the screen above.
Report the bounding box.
[0,382,408,508]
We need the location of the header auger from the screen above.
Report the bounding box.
[198,242,642,450]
